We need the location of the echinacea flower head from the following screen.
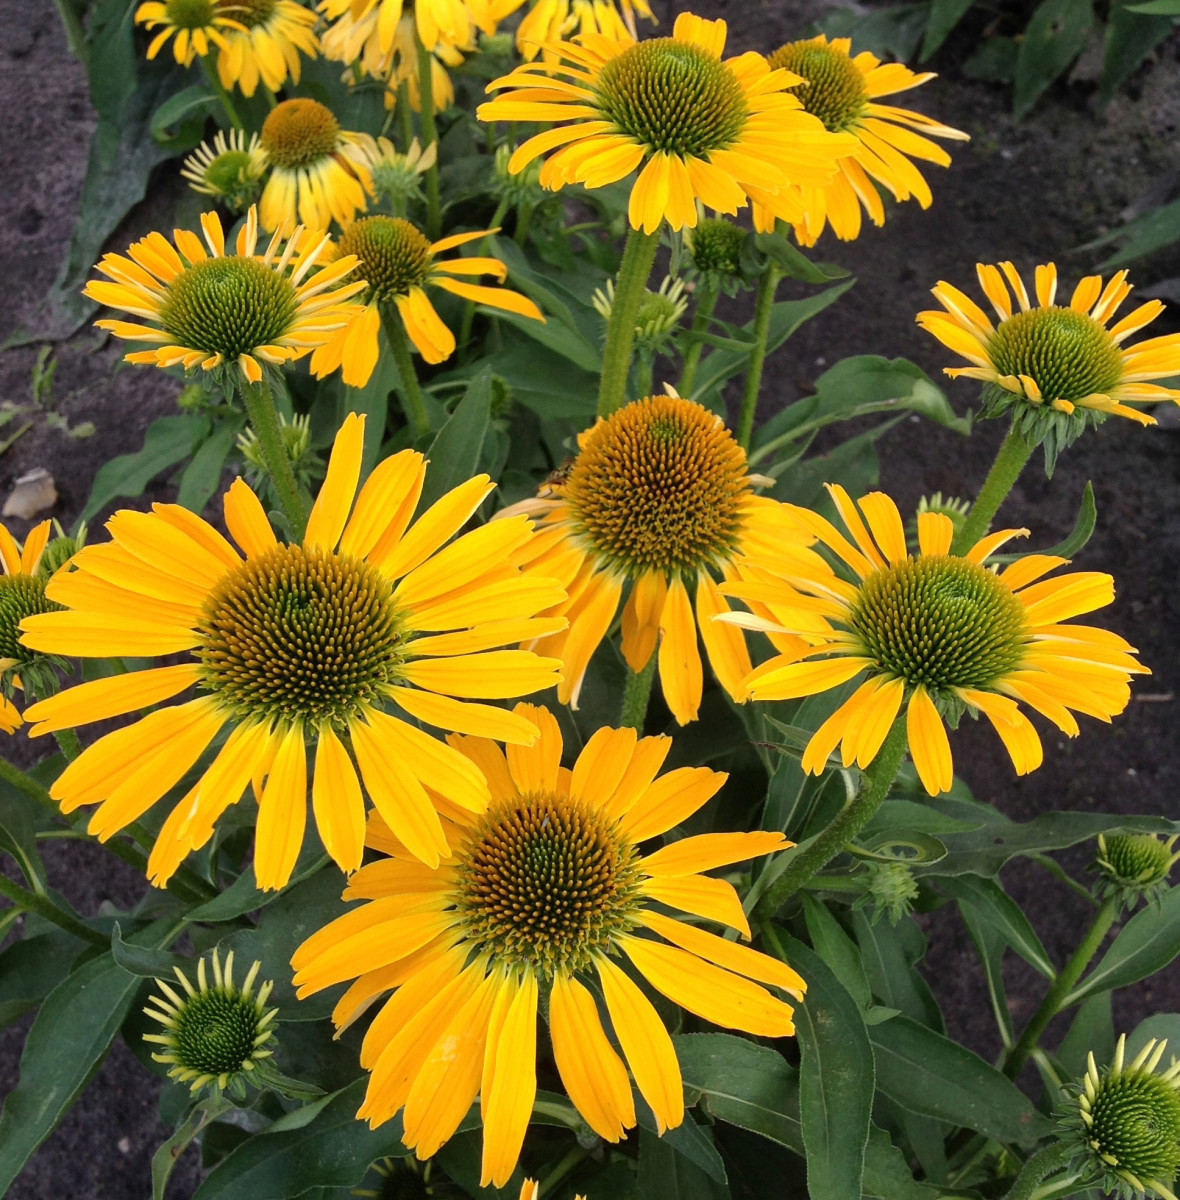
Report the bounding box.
[0,519,65,735]
[215,0,319,97]
[144,949,277,1095]
[725,485,1148,795]
[506,394,817,723]
[1066,1034,1180,1200]
[291,704,803,1185]
[918,262,1180,455]
[685,216,749,285]
[310,218,545,384]
[1095,833,1180,911]
[82,207,366,390]
[514,0,653,63]
[478,14,857,234]
[370,136,437,209]
[19,414,566,890]
[134,0,246,64]
[757,35,967,244]
[259,98,379,234]
[592,275,687,354]
[181,129,267,211]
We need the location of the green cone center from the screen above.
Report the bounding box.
[165,0,218,29]
[987,307,1125,402]
[261,98,340,170]
[172,989,263,1077]
[338,216,432,302]
[159,256,298,360]
[1102,834,1173,887]
[850,555,1026,691]
[1089,1069,1180,1185]
[691,218,747,275]
[454,792,641,977]
[196,543,406,728]
[769,41,868,132]
[0,574,59,666]
[563,395,749,577]
[594,39,748,156]
[203,150,257,195]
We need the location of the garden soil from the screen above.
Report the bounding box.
[1,0,1179,1194]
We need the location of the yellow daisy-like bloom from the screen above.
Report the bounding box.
[83,206,365,388]
[181,129,267,210]
[216,0,319,98]
[318,0,489,63]
[723,485,1147,795]
[918,261,1180,428]
[477,13,856,234]
[258,98,378,235]
[19,414,566,890]
[134,0,246,64]
[311,217,545,382]
[0,520,59,735]
[515,0,653,63]
[291,704,803,1185]
[754,35,967,245]
[505,395,816,724]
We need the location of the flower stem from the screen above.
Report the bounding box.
[416,38,441,239]
[950,423,1035,555]
[619,654,657,731]
[597,226,660,418]
[753,717,909,921]
[514,201,536,247]
[53,728,81,762]
[737,264,781,450]
[0,873,107,947]
[380,305,431,439]
[239,377,310,539]
[1002,896,1119,1079]
[397,80,413,153]
[199,54,243,132]
[1001,1143,1075,1200]
[0,752,58,815]
[678,277,719,397]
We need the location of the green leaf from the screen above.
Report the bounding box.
[786,935,874,1200]
[957,904,1015,1045]
[81,414,210,522]
[150,83,218,148]
[638,1125,729,1200]
[110,923,189,978]
[187,848,328,924]
[870,1015,1052,1144]
[1091,195,1180,267]
[1126,1012,1180,1060]
[865,800,982,838]
[192,1080,415,1198]
[963,36,1019,83]
[755,234,850,284]
[852,912,942,1029]
[1068,885,1180,1004]
[819,3,929,60]
[489,308,601,374]
[1013,0,1094,118]
[1100,1,1175,105]
[0,926,176,1190]
[1039,481,1096,559]
[153,1098,234,1200]
[637,1106,727,1183]
[0,932,83,1030]
[1057,993,1114,1080]
[177,419,245,515]
[801,895,872,1011]
[1127,0,1180,10]
[417,370,493,510]
[921,0,975,58]
[937,876,1056,979]
[0,776,46,890]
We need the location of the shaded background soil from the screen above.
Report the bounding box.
[0,0,1178,1194]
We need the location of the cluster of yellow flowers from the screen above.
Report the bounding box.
[5,0,1180,1191]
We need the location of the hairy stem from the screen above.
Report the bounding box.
[381,305,431,439]
[1001,1144,1075,1200]
[239,376,310,539]
[199,54,244,132]
[597,226,660,417]
[950,423,1035,555]
[678,277,719,398]
[0,873,107,946]
[619,654,657,732]
[416,38,441,238]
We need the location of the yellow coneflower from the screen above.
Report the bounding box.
[216,0,319,97]
[180,129,267,210]
[754,35,967,244]
[0,520,61,735]
[19,414,566,890]
[134,0,246,64]
[918,261,1180,429]
[258,98,379,235]
[310,217,544,382]
[503,394,821,724]
[369,136,436,209]
[514,0,653,63]
[477,13,856,234]
[82,206,365,389]
[722,485,1147,794]
[292,704,803,1185]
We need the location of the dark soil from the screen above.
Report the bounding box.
[1,0,1178,1194]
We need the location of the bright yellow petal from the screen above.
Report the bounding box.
[304,411,365,552]
[479,971,538,1188]
[621,766,727,842]
[642,830,789,876]
[658,575,702,725]
[906,686,953,795]
[223,477,277,557]
[642,872,750,937]
[254,722,308,890]
[23,664,200,736]
[313,723,367,874]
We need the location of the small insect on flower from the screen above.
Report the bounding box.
[82,206,367,392]
[918,262,1180,456]
[144,949,277,1096]
[181,129,267,211]
[292,705,803,1187]
[722,485,1148,794]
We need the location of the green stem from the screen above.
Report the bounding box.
[0,752,58,816]
[381,306,431,439]
[539,1145,589,1195]
[950,423,1035,555]
[753,718,909,921]
[1001,1144,1075,1200]
[0,874,107,947]
[397,80,413,153]
[199,54,243,132]
[635,348,653,400]
[239,377,309,539]
[619,654,657,731]
[514,201,536,247]
[416,38,441,239]
[1002,896,1119,1079]
[53,728,81,762]
[678,277,719,397]
[597,226,660,418]
[737,264,781,450]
